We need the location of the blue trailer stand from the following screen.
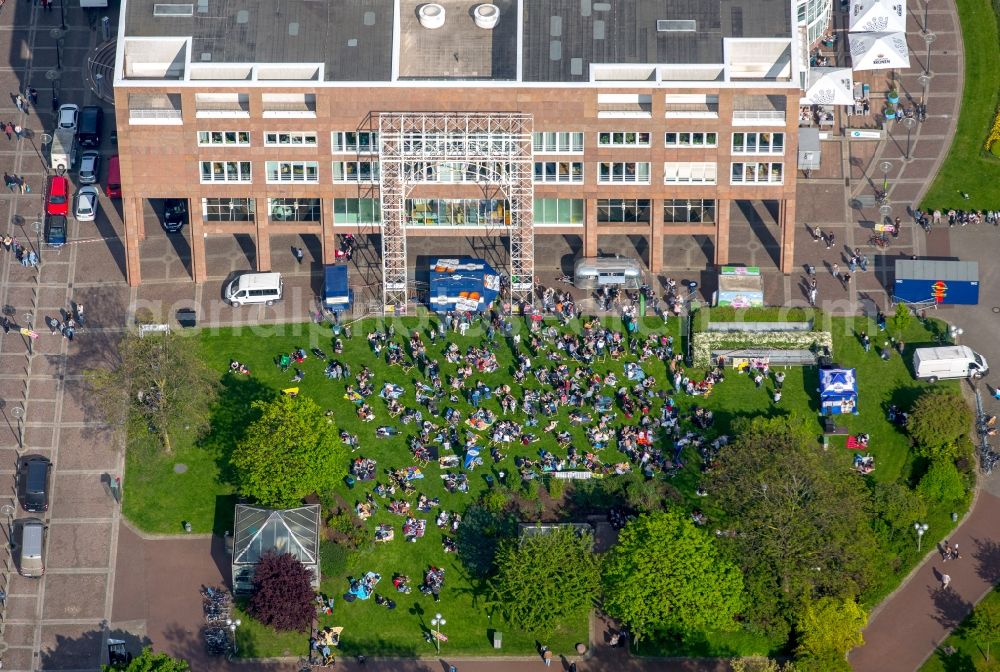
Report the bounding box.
[893,259,979,306]
[323,265,353,313]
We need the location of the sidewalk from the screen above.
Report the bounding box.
[849,491,1000,671]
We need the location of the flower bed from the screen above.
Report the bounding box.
[692,330,833,366]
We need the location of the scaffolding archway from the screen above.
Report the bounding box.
[378,112,534,314]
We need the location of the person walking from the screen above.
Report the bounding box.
[941,573,951,589]
[3,121,12,141]
[27,87,38,105]
[808,285,817,307]
[293,246,304,264]
[541,645,553,667]
[841,272,851,290]
[951,543,960,560]
[811,224,822,242]
[831,263,840,280]
[825,232,835,249]
[861,331,871,352]
[13,124,22,140]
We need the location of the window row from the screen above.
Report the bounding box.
[534,161,584,183]
[532,132,584,153]
[598,162,650,184]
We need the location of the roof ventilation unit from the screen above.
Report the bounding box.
[474,4,500,29]
[418,3,446,29]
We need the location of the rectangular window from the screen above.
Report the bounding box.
[663,199,716,224]
[264,132,318,147]
[265,161,320,183]
[598,162,650,184]
[203,197,255,221]
[533,199,585,225]
[663,162,717,184]
[531,132,584,153]
[405,199,509,227]
[331,131,379,153]
[730,162,784,184]
[597,199,651,223]
[598,132,651,147]
[731,132,784,154]
[269,198,321,221]
[332,160,380,182]
[405,161,513,183]
[663,131,717,147]
[533,161,584,183]
[197,131,250,146]
[199,161,251,183]
[333,198,382,224]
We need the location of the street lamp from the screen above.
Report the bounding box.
[33,221,42,264]
[923,0,931,33]
[949,324,963,343]
[10,406,23,450]
[226,618,242,655]
[879,160,893,194]
[914,522,929,551]
[923,32,937,75]
[917,73,931,105]
[50,29,65,71]
[431,613,446,654]
[24,313,33,355]
[901,116,917,160]
[59,0,67,31]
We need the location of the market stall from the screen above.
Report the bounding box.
[819,368,859,416]
[427,257,501,313]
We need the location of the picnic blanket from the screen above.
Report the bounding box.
[464,448,483,470]
[438,455,460,469]
[349,572,381,600]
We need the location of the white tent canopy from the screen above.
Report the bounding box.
[801,67,856,105]
[849,0,907,33]
[849,31,910,70]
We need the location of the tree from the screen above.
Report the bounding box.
[908,390,973,459]
[917,459,968,507]
[601,511,744,642]
[872,481,927,542]
[708,416,878,635]
[457,504,517,579]
[86,331,218,453]
[795,597,867,659]
[247,551,315,632]
[231,395,346,508]
[488,526,600,634]
[967,598,1000,662]
[890,302,912,335]
[103,647,189,672]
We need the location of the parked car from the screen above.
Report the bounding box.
[44,215,67,247]
[77,105,103,148]
[14,518,46,578]
[45,175,69,216]
[74,185,99,222]
[57,103,79,132]
[162,198,188,233]
[78,150,101,185]
[17,455,51,512]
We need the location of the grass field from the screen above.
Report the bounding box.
[123,311,966,658]
[921,0,1000,210]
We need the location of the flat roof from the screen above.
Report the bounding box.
[124,0,395,82]
[522,0,793,82]
[123,0,792,83]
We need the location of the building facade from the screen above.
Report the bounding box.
[115,0,807,303]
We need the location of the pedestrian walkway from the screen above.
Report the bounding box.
[850,490,1000,671]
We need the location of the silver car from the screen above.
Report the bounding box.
[78,150,101,185]
[74,186,100,222]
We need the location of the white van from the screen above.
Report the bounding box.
[225,272,283,307]
[50,128,77,172]
[913,345,989,383]
[17,518,46,578]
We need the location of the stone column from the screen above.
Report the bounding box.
[321,197,337,264]
[254,197,272,271]
[779,197,796,274]
[124,195,143,286]
[584,198,599,257]
[649,198,663,273]
[189,197,207,283]
[714,198,730,266]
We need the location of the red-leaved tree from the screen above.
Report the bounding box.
[247,552,315,632]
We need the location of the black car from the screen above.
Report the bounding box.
[44,215,67,247]
[18,455,51,512]
[77,105,104,149]
[162,199,188,233]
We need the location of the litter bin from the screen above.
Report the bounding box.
[177,308,196,328]
[493,631,502,649]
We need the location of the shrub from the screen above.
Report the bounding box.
[319,540,348,578]
[247,552,315,632]
[327,511,368,550]
[917,460,967,506]
[890,303,912,335]
[546,476,565,499]
[480,488,511,514]
[908,390,973,460]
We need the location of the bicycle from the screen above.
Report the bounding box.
[869,233,890,249]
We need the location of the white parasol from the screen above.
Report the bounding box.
[849,0,907,33]
[848,31,910,70]
[802,67,856,105]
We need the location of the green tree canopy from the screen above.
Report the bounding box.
[917,459,968,507]
[872,481,927,542]
[102,647,190,672]
[967,597,1000,662]
[907,389,973,459]
[231,395,346,507]
[601,510,744,642]
[795,597,867,659]
[708,416,878,635]
[488,526,601,634]
[86,331,219,453]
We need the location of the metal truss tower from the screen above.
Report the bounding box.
[378,112,534,314]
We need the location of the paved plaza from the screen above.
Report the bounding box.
[0,0,992,669]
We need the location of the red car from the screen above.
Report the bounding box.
[45,175,69,216]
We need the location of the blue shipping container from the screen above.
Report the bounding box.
[893,259,979,305]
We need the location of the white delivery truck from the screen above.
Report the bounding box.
[50,128,77,172]
[912,345,989,383]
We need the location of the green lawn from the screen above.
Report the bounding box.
[921,0,1000,210]
[918,588,1000,671]
[123,311,967,658]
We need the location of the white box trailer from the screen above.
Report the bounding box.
[912,345,989,383]
[49,128,76,172]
